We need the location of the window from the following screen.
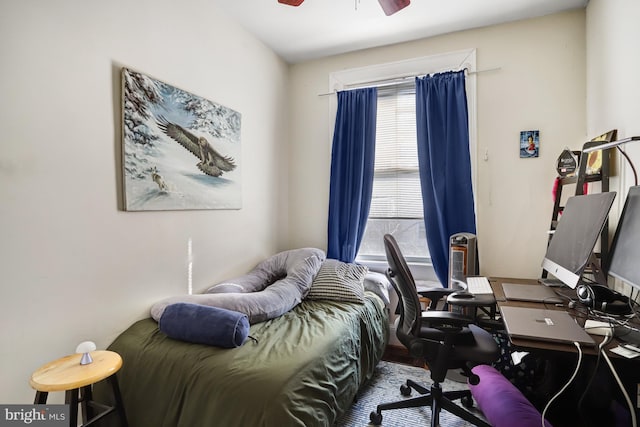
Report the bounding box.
[329,50,478,266]
[357,82,429,262]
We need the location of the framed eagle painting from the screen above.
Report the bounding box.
[121,67,242,211]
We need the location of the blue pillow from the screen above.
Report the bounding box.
[159,303,249,348]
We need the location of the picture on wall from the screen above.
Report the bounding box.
[121,67,242,211]
[585,129,617,175]
[520,130,539,158]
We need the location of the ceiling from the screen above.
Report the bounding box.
[213,0,588,64]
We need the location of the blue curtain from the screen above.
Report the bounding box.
[416,71,476,286]
[327,87,378,262]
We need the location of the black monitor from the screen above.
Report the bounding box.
[541,192,616,289]
[607,186,640,291]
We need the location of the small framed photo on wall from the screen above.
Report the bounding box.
[520,130,539,158]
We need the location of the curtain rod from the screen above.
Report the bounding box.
[317,66,501,97]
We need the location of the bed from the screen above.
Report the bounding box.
[99,288,388,427]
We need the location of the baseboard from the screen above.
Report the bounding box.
[382,345,426,368]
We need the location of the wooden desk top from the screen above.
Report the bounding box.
[30,350,122,392]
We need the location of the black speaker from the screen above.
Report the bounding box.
[576,284,632,315]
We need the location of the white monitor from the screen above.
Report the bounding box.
[541,192,616,289]
[607,186,640,290]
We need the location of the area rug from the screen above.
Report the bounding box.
[335,360,485,427]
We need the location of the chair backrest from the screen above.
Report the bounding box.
[383,234,423,341]
[384,234,499,384]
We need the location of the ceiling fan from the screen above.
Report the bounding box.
[277,0,411,16]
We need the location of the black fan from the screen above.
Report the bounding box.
[277,0,411,16]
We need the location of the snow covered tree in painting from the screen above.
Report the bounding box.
[121,68,242,211]
[122,70,163,180]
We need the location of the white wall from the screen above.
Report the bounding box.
[0,0,289,403]
[587,0,640,148]
[288,10,586,279]
[586,0,640,292]
[5,0,635,406]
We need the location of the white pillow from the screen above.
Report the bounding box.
[307,259,368,304]
[363,271,391,305]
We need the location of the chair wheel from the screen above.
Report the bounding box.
[461,395,474,408]
[468,373,480,386]
[400,384,412,396]
[369,411,383,425]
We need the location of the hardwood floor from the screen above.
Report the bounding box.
[381,345,426,368]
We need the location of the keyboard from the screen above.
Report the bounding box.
[466,276,494,295]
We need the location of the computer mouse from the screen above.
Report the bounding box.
[450,291,474,299]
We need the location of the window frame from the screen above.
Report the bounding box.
[328,49,478,264]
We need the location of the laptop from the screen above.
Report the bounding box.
[500,306,595,346]
[502,282,563,304]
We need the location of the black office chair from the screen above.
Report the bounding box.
[370,234,499,427]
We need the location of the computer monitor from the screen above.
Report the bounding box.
[607,186,640,291]
[541,192,616,289]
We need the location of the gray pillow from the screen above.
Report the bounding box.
[150,248,325,324]
[307,259,369,304]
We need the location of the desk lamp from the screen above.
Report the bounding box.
[76,341,97,365]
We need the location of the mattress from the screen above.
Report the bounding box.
[98,292,388,427]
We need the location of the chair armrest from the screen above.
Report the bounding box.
[418,288,457,310]
[408,312,477,358]
[421,311,473,328]
[418,288,457,300]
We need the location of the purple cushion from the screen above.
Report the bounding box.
[469,364,552,427]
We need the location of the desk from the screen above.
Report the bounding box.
[489,277,624,355]
[490,277,640,426]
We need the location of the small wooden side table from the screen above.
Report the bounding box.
[30,350,128,427]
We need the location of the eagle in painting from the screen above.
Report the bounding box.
[156,116,236,177]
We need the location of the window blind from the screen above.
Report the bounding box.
[369,82,423,219]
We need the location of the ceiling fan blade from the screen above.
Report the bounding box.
[278,0,304,6]
[378,0,410,16]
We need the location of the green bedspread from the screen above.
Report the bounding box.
[100,293,388,427]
